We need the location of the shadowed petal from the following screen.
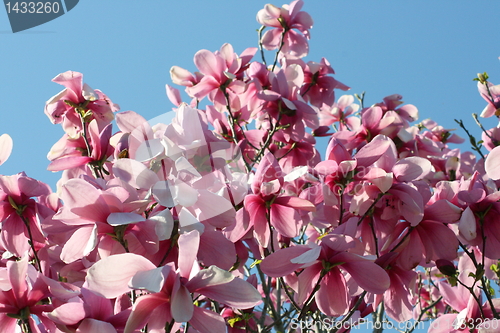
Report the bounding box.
[171,284,193,322]
[188,266,262,309]
[335,252,390,294]
[124,293,169,333]
[189,306,227,333]
[316,269,348,316]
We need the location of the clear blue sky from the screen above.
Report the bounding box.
[1,1,500,331]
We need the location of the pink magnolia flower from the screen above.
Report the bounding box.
[257,0,313,58]
[173,44,256,107]
[47,119,114,173]
[481,127,500,151]
[44,71,119,138]
[53,177,153,263]
[478,81,500,118]
[256,67,319,142]
[0,256,54,332]
[261,234,390,316]
[242,153,315,247]
[301,58,350,108]
[0,172,51,256]
[318,94,359,129]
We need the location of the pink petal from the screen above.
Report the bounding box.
[48,298,86,325]
[7,255,28,300]
[124,293,169,333]
[52,70,83,93]
[425,200,462,223]
[59,178,109,222]
[274,196,316,211]
[261,29,282,50]
[77,319,117,333]
[47,155,93,171]
[60,224,97,263]
[186,76,220,99]
[1,214,29,256]
[417,220,458,261]
[189,306,227,333]
[316,269,348,316]
[270,203,300,238]
[260,245,314,277]
[355,134,392,167]
[393,156,432,182]
[335,252,390,294]
[0,316,19,333]
[171,284,193,322]
[187,266,262,309]
[384,276,414,322]
[166,85,182,106]
[390,185,424,226]
[170,66,196,86]
[297,263,322,305]
[115,111,148,133]
[193,49,223,80]
[198,230,236,271]
[86,253,156,298]
[178,230,200,279]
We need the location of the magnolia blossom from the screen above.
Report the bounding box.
[44,71,119,138]
[257,0,313,58]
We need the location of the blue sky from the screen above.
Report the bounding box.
[1,1,500,330]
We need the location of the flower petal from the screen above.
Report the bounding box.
[86,253,156,298]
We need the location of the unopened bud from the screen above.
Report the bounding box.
[476,72,489,84]
[436,259,456,276]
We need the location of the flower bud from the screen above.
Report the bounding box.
[436,259,456,276]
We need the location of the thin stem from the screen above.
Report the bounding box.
[20,318,33,333]
[472,113,494,141]
[256,265,284,332]
[454,119,485,159]
[297,270,327,320]
[258,25,267,66]
[21,216,41,271]
[459,242,499,318]
[372,302,385,333]
[250,112,282,168]
[277,276,301,311]
[405,297,443,333]
[271,27,287,72]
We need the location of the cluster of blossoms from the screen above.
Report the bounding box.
[1,1,500,332]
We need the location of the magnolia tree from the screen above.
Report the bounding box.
[2,1,500,333]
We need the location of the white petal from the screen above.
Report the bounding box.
[290,245,321,264]
[82,83,98,101]
[83,224,98,257]
[135,139,164,162]
[149,209,174,241]
[129,266,166,293]
[107,212,145,226]
[173,181,199,207]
